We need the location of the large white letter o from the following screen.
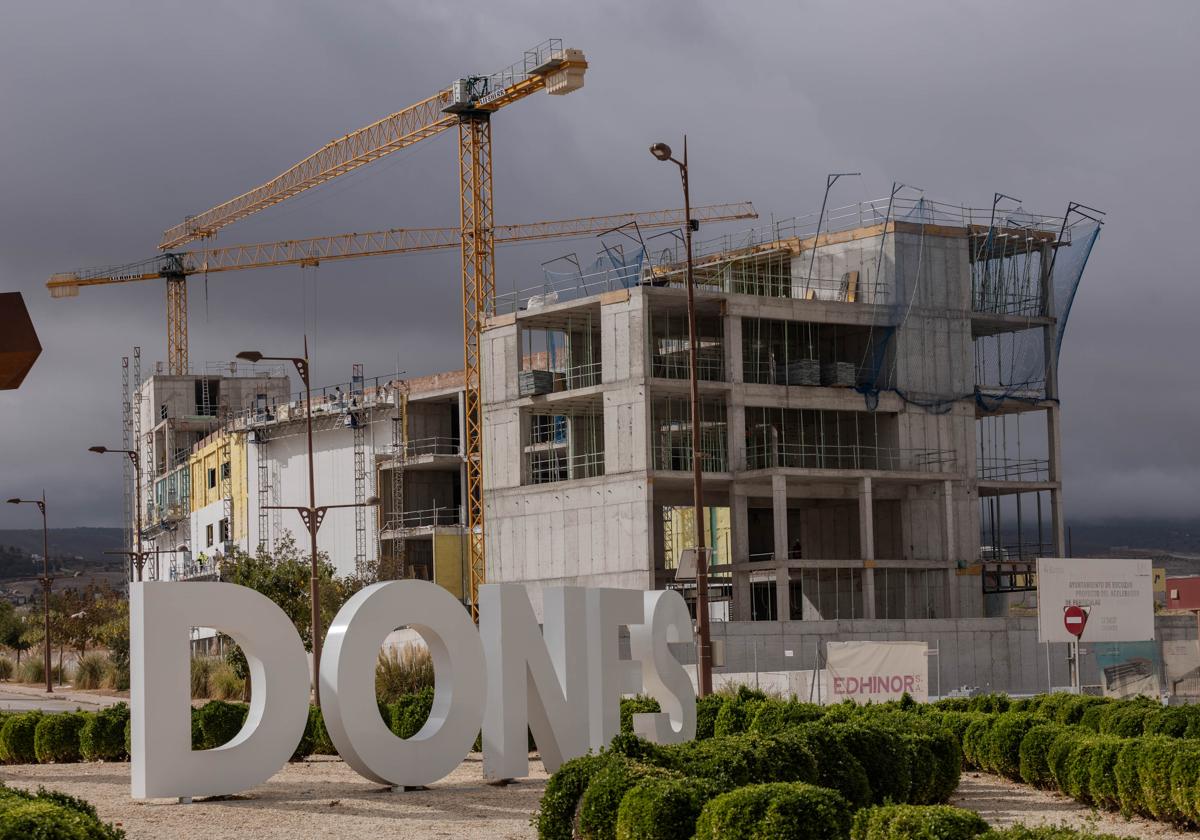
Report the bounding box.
[319,580,485,786]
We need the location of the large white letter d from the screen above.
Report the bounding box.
[130,582,310,799]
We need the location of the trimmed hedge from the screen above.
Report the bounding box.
[80,703,130,762]
[693,782,851,840]
[34,712,87,763]
[982,713,1037,779]
[536,752,611,840]
[1018,724,1066,789]
[0,782,125,839]
[577,758,675,840]
[851,804,989,840]
[388,687,434,739]
[193,700,248,750]
[614,776,726,840]
[788,723,873,809]
[831,721,912,804]
[0,711,41,764]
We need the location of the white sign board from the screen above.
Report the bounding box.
[1036,557,1154,643]
[824,641,929,703]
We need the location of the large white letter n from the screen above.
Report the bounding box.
[130,582,310,799]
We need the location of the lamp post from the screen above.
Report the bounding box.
[650,137,713,697]
[88,445,144,580]
[238,341,378,706]
[6,493,53,693]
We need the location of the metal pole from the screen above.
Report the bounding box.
[40,492,52,693]
[302,339,322,707]
[681,138,713,698]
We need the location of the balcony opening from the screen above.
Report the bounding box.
[522,405,604,485]
[651,309,724,381]
[743,317,892,389]
[518,315,601,396]
[651,397,728,473]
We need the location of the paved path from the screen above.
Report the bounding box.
[0,682,125,712]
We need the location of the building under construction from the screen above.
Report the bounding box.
[121,194,1196,693]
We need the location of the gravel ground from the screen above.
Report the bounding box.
[1,755,547,840]
[952,772,1197,839]
[5,760,1197,839]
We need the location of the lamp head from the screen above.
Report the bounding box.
[88,446,107,454]
[236,351,264,363]
[649,143,672,162]
[5,498,21,505]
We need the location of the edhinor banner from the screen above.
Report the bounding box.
[823,641,929,703]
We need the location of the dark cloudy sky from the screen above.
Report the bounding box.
[1,1,1197,526]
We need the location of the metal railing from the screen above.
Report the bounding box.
[382,505,463,531]
[525,449,605,484]
[745,442,956,473]
[977,457,1050,482]
[395,436,462,459]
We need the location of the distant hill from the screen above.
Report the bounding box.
[0,527,126,581]
[1065,518,1200,558]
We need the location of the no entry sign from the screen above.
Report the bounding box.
[1063,605,1089,638]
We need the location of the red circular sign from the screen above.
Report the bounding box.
[1063,605,1088,638]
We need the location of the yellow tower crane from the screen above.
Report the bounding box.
[47,36,755,614]
[160,38,591,616]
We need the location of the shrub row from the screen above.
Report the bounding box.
[0,782,125,839]
[935,693,1200,741]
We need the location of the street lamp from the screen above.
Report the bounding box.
[6,493,54,693]
[649,136,713,697]
[238,340,376,706]
[88,445,145,580]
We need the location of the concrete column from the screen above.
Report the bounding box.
[775,566,791,621]
[728,399,746,472]
[943,479,960,617]
[725,313,743,384]
[731,487,749,563]
[859,476,876,619]
[772,474,788,562]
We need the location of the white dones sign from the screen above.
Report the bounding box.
[824,641,929,703]
[130,581,696,800]
[1036,557,1155,643]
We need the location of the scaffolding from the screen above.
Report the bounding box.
[351,363,368,578]
[380,382,409,579]
[651,397,728,472]
[121,355,132,557]
[255,427,270,553]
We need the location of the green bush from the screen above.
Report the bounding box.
[747,699,823,735]
[0,657,13,681]
[1054,695,1108,727]
[1096,702,1153,738]
[1112,740,1144,817]
[614,776,726,840]
[536,752,611,840]
[190,655,216,698]
[74,652,109,691]
[693,782,851,840]
[307,705,336,755]
[788,723,873,808]
[34,712,87,763]
[80,703,129,762]
[1084,736,1125,810]
[1168,739,1200,824]
[903,731,961,804]
[1045,730,1084,795]
[1018,724,1066,789]
[577,758,674,840]
[851,804,989,840]
[695,694,724,740]
[389,686,434,739]
[982,713,1037,779]
[962,716,996,770]
[1134,736,1184,823]
[619,696,661,736]
[1077,704,1107,733]
[831,722,911,804]
[713,697,756,737]
[1143,705,1190,738]
[0,712,41,764]
[0,782,125,839]
[193,700,248,750]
